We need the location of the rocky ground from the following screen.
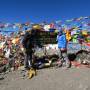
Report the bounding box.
[0,43,90,90]
[0,67,90,90]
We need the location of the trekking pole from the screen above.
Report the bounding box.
[43,45,47,56]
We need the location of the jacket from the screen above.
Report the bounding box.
[56,34,67,48]
[22,31,34,50]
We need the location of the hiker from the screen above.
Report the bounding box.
[22,30,36,70]
[56,30,70,68]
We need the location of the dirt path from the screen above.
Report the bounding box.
[0,67,90,90]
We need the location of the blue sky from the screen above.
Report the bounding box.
[0,0,90,23]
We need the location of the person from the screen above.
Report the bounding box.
[77,31,84,50]
[56,30,70,68]
[22,30,35,70]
